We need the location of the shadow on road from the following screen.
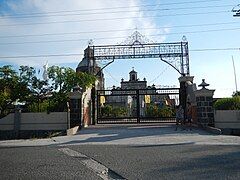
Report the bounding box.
[58,124,212,146]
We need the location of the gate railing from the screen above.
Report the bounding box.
[97,88,179,124]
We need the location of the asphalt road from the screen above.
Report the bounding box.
[71,144,240,180]
[0,146,101,180]
[1,125,240,179]
[1,144,240,179]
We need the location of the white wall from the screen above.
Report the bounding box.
[215,110,240,129]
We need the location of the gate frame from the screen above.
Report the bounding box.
[96,88,180,124]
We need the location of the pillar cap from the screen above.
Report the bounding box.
[73,85,83,92]
[178,76,194,83]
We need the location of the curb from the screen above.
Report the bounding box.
[203,126,222,135]
[67,126,80,136]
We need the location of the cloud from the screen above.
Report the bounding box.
[0,0,169,68]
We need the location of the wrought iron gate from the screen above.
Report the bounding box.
[97,88,179,124]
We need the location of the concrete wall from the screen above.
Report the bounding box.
[0,112,68,131]
[0,113,14,130]
[214,110,240,129]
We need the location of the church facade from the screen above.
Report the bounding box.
[101,68,175,118]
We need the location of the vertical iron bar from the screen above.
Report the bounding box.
[96,90,99,124]
[180,42,184,75]
[91,86,96,125]
[185,42,190,75]
[136,90,140,123]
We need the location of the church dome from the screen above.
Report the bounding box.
[77,57,88,68]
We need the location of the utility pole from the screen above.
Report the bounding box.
[232,56,238,93]
[232,4,240,17]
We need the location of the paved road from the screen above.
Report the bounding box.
[0,124,240,179]
[0,146,101,180]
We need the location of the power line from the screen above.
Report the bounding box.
[0,0,222,18]
[104,69,119,83]
[0,48,239,59]
[149,66,170,84]
[0,4,232,19]
[1,26,240,45]
[1,21,239,39]
[0,10,230,27]
[190,47,240,52]
[0,53,83,59]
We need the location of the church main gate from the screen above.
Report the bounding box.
[96,88,179,124]
[78,31,190,124]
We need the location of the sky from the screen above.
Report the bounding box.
[0,0,240,98]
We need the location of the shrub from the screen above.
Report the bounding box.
[145,103,174,117]
[100,105,128,117]
[214,96,240,110]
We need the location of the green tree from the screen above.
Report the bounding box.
[0,65,24,116]
[0,65,96,114]
[47,66,96,112]
[0,65,17,79]
[48,66,96,92]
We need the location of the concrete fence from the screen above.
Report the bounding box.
[214,110,240,129]
[0,112,69,131]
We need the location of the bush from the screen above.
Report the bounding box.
[214,96,240,110]
[100,105,128,117]
[145,103,174,117]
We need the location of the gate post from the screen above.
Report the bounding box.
[178,76,194,119]
[69,86,83,128]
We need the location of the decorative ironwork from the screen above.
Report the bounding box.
[85,31,190,75]
[120,31,155,45]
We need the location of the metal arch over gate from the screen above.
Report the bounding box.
[85,31,189,76]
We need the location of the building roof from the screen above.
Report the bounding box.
[77,58,88,68]
[129,67,137,74]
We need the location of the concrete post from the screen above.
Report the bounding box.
[68,86,83,128]
[14,107,21,137]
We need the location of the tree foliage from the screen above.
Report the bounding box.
[0,64,96,116]
[48,66,96,92]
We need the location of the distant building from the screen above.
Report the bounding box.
[120,68,147,89]
[104,68,175,117]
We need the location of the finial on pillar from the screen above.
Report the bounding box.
[198,79,209,89]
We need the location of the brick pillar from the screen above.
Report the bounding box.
[195,79,215,127]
